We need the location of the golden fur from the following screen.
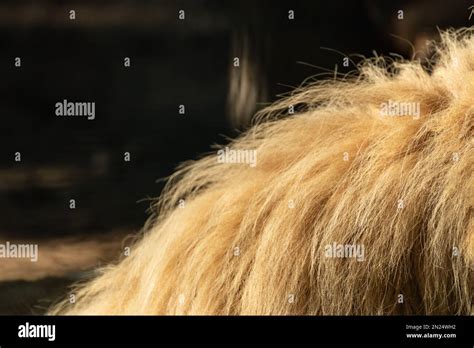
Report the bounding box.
[50,30,473,315]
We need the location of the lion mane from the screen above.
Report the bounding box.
[50,30,473,315]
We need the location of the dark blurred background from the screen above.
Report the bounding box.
[0,0,471,314]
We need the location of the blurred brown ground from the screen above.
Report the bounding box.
[0,231,129,314]
[0,231,128,282]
